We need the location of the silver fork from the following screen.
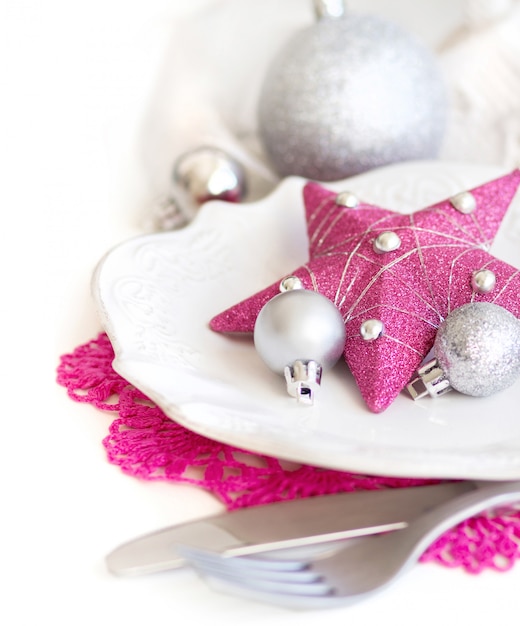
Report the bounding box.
[179,480,520,610]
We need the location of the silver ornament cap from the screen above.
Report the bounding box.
[407,359,451,400]
[254,289,346,404]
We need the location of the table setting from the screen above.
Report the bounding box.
[5,0,520,624]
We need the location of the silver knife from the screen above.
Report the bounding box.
[106,481,479,576]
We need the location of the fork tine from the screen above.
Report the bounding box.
[178,546,322,584]
[202,574,342,611]
[195,563,331,596]
[183,550,333,598]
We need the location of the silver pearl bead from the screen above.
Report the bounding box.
[279,275,304,292]
[335,191,359,208]
[435,302,520,396]
[449,191,476,214]
[373,231,401,254]
[471,269,497,294]
[173,147,247,205]
[360,319,385,341]
[254,290,346,403]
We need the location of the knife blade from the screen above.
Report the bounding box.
[106,480,477,576]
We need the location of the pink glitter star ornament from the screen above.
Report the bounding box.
[210,170,520,413]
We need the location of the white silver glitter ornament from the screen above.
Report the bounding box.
[253,284,346,404]
[408,302,520,400]
[258,4,447,181]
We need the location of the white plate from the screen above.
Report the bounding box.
[93,161,520,479]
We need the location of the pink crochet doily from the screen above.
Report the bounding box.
[57,333,520,573]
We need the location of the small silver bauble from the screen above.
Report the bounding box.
[258,11,446,181]
[408,302,520,400]
[449,191,476,214]
[172,146,247,218]
[154,147,248,230]
[254,289,346,404]
[471,269,496,294]
[373,231,401,254]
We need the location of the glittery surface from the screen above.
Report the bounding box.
[435,303,520,396]
[210,170,520,413]
[258,14,446,181]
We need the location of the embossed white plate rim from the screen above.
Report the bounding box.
[93,160,520,479]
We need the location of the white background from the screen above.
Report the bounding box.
[2,1,519,624]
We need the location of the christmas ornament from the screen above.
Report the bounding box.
[408,302,520,400]
[154,146,248,229]
[258,1,447,181]
[174,146,247,206]
[253,279,346,404]
[210,170,520,413]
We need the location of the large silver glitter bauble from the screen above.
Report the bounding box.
[434,302,520,397]
[254,289,346,374]
[258,13,447,181]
